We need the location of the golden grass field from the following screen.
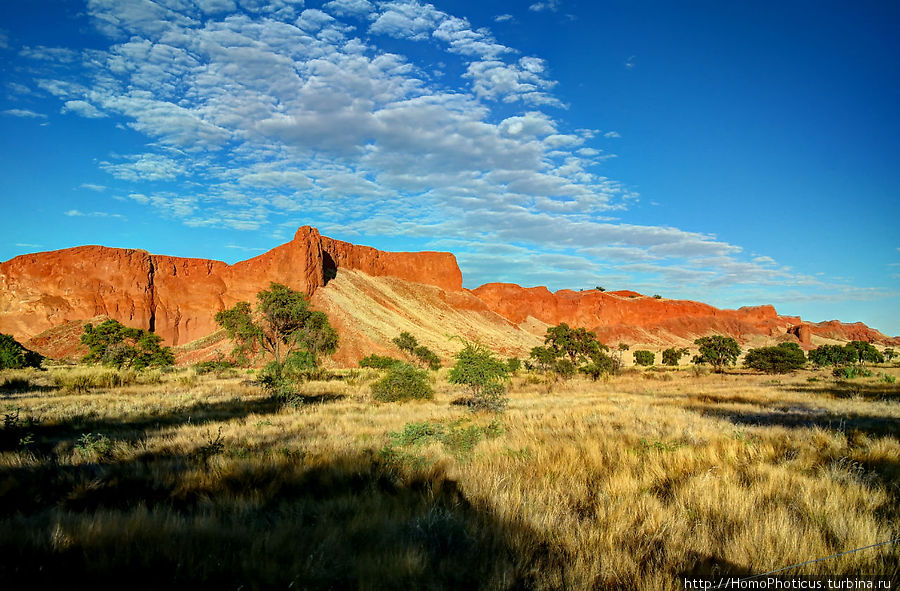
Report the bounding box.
[0,363,898,589]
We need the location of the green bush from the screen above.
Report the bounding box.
[833,366,873,379]
[633,350,655,366]
[505,357,522,374]
[358,354,400,369]
[193,360,237,375]
[0,333,43,370]
[448,341,509,411]
[743,343,806,374]
[371,363,434,402]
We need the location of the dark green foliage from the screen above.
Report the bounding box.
[215,283,337,370]
[81,320,173,370]
[413,346,441,370]
[692,336,741,373]
[528,346,558,373]
[843,341,884,365]
[391,332,440,369]
[595,286,605,291]
[392,332,419,356]
[579,351,616,380]
[833,366,873,379]
[633,350,655,366]
[543,323,606,365]
[0,333,43,369]
[448,341,509,412]
[743,343,806,373]
[193,359,237,375]
[554,359,576,380]
[505,357,522,374]
[358,354,400,369]
[652,294,662,299]
[807,344,853,367]
[662,347,689,366]
[371,363,434,402]
[884,348,895,362]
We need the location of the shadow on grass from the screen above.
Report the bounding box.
[0,447,562,590]
[779,381,900,402]
[686,403,900,439]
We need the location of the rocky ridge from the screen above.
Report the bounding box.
[0,227,894,365]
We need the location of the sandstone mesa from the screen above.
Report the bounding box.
[0,226,895,365]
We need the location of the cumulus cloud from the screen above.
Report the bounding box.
[62,99,107,118]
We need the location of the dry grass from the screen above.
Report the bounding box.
[0,364,898,589]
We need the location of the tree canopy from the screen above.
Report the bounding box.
[0,333,43,370]
[692,336,741,373]
[215,283,337,370]
[743,342,806,373]
[81,319,174,370]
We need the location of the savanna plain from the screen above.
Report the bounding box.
[1,363,898,589]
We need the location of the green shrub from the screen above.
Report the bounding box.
[505,357,522,374]
[833,366,873,379]
[743,343,806,373]
[193,360,237,375]
[878,372,896,384]
[808,344,853,367]
[0,333,43,370]
[371,363,434,402]
[633,350,655,366]
[448,341,509,411]
[359,354,400,369]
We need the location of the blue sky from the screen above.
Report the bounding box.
[1,0,898,335]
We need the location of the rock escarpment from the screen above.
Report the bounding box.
[0,226,463,349]
[1,226,895,365]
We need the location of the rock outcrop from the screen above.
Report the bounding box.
[0,226,463,349]
[1,226,895,365]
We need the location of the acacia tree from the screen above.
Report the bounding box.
[692,336,741,373]
[81,319,173,369]
[662,347,689,366]
[215,283,337,373]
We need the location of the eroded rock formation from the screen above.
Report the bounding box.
[1,226,895,365]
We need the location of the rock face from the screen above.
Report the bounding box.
[470,283,788,344]
[0,226,463,348]
[1,226,895,365]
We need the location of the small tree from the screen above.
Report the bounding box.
[215,283,338,382]
[392,332,419,357]
[392,331,440,369]
[543,323,605,365]
[633,350,655,366]
[743,342,806,374]
[692,336,741,373]
[81,320,173,370]
[662,347,689,366]
[448,340,509,411]
[843,341,884,365]
[884,348,895,362]
[506,357,522,374]
[0,333,43,370]
[579,351,616,380]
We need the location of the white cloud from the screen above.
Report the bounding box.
[2,108,47,118]
[64,209,126,220]
[100,153,187,181]
[529,1,560,13]
[323,0,373,17]
[62,99,107,118]
[494,14,514,23]
[603,130,621,138]
[22,0,829,297]
[79,183,107,191]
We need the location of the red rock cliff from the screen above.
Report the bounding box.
[471,283,819,345]
[0,226,464,347]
